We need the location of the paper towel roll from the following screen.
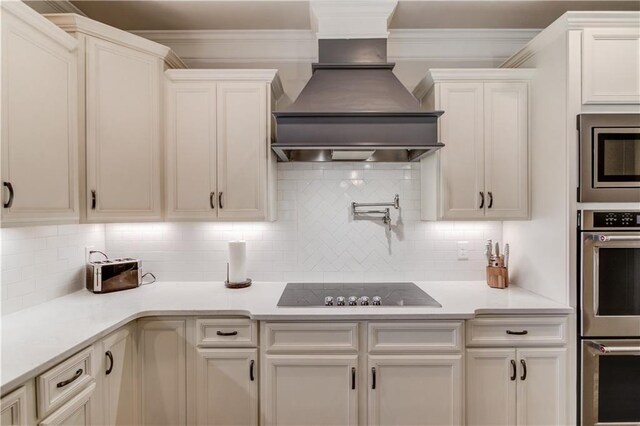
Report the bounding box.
[228,241,247,283]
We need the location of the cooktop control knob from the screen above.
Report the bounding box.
[324,296,334,306]
[372,296,382,306]
[359,296,370,306]
[336,296,346,306]
[348,296,358,306]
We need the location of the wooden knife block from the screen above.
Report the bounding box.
[486,266,509,289]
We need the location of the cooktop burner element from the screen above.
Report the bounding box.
[277,282,442,307]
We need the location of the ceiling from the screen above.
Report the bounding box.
[58,0,640,31]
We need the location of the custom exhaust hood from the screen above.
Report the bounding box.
[272,38,444,162]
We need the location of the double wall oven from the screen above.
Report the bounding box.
[579,210,640,425]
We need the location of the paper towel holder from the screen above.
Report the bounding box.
[225,263,252,289]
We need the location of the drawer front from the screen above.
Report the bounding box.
[263,322,359,353]
[37,347,94,418]
[368,322,463,353]
[466,317,567,347]
[196,318,257,347]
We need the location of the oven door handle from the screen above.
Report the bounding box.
[589,342,640,355]
[592,234,640,242]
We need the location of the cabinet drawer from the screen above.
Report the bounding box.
[263,322,359,353]
[368,322,463,353]
[37,347,94,418]
[196,318,257,347]
[466,317,567,347]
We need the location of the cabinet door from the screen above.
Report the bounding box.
[85,37,162,222]
[39,383,95,426]
[466,348,516,426]
[165,82,217,220]
[368,355,463,426]
[1,10,78,225]
[100,325,136,426]
[484,82,529,219]
[438,83,485,219]
[0,386,28,426]
[262,355,358,426]
[196,348,258,426]
[582,28,640,104]
[516,348,567,426]
[138,319,187,426]
[216,82,267,220]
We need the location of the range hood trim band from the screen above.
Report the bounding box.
[273,111,444,118]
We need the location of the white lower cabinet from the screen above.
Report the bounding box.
[466,347,567,426]
[195,348,258,426]
[367,355,463,426]
[39,383,96,426]
[262,355,359,426]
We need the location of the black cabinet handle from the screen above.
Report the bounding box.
[3,182,14,208]
[91,190,96,210]
[510,360,516,381]
[506,330,528,335]
[479,192,484,209]
[351,367,356,390]
[216,330,238,336]
[210,192,216,209]
[372,367,376,389]
[105,351,114,375]
[520,359,527,380]
[250,360,255,381]
[488,191,493,209]
[218,191,224,209]
[57,369,83,388]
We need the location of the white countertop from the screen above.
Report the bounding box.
[0,281,572,395]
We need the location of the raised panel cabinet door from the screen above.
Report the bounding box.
[367,355,463,426]
[0,386,29,426]
[100,325,137,426]
[466,348,517,426]
[582,28,640,104]
[39,383,95,426]
[137,319,187,426]
[262,355,358,426]
[216,82,267,220]
[437,83,485,219]
[516,348,567,426]
[1,9,79,225]
[484,82,529,219]
[165,82,217,219]
[195,348,258,426]
[85,37,162,222]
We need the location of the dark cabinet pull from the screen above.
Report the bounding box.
[250,360,255,381]
[488,191,493,209]
[210,192,216,209]
[105,351,114,375]
[372,367,376,389]
[3,182,14,208]
[351,367,356,390]
[216,330,238,336]
[479,192,484,209]
[91,190,97,210]
[218,192,224,209]
[520,359,527,380]
[510,360,516,381]
[506,330,528,335]
[57,369,83,388]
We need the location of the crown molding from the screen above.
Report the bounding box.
[412,68,536,99]
[40,0,86,16]
[166,69,283,99]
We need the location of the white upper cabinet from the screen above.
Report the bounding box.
[45,14,186,223]
[415,69,532,221]
[165,70,282,221]
[582,27,640,104]
[1,3,79,226]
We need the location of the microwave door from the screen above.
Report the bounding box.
[593,128,640,189]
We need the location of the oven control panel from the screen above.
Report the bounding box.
[593,211,640,228]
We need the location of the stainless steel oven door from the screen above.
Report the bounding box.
[582,232,640,337]
[582,340,640,426]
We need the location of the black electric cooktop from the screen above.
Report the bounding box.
[277,282,442,307]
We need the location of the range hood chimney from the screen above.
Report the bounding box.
[272,38,444,162]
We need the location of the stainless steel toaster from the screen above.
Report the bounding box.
[86,258,141,293]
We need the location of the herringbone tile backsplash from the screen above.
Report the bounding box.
[106,163,502,282]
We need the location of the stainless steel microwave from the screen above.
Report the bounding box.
[578,113,640,203]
